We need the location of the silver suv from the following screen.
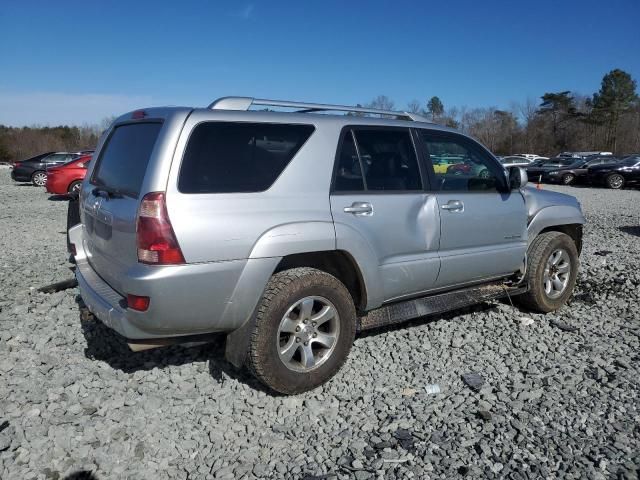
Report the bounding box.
[69,97,585,394]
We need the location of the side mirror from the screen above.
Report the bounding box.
[508,166,528,189]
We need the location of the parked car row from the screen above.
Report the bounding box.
[10,150,92,193]
[491,151,639,189]
[525,154,640,189]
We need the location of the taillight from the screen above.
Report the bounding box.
[127,294,150,311]
[14,162,21,168]
[136,192,185,265]
[132,110,147,119]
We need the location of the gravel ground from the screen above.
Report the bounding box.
[1,167,639,480]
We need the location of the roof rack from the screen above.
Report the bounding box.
[207,96,432,122]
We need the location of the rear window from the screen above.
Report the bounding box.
[178,122,314,193]
[91,122,162,197]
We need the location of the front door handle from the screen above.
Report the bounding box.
[344,202,373,216]
[441,200,464,212]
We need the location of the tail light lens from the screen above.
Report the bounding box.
[14,162,21,168]
[136,192,185,265]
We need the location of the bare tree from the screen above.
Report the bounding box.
[367,95,395,111]
[407,100,422,114]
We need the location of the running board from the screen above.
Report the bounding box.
[359,282,527,331]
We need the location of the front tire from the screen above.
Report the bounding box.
[32,171,47,187]
[517,232,579,313]
[606,173,624,189]
[561,173,575,185]
[246,267,356,394]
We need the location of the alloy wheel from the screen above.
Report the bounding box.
[276,296,340,372]
[608,174,623,189]
[33,172,47,186]
[543,248,571,299]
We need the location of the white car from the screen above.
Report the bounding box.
[500,156,533,167]
[514,154,548,162]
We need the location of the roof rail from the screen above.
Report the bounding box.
[207,96,432,122]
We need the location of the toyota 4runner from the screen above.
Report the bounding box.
[69,97,585,394]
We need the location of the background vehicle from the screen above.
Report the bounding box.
[546,156,619,185]
[45,154,92,194]
[430,155,464,173]
[558,151,613,159]
[446,158,491,177]
[587,155,640,189]
[514,154,548,161]
[526,157,576,182]
[500,156,532,167]
[69,97,585,394]
[11,152,80,186]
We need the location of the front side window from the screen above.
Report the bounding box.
[419,131,504,191]
[179,122,314,193]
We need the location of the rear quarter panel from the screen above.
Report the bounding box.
[165,110,341,263]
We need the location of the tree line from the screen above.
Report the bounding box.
[366,68,639,156]
[0,69,638,162]
[0,125,102,163]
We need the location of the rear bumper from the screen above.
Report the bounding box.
[69,225,279,340]
[11,169,30,182]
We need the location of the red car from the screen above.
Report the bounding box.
[45,155,92,195]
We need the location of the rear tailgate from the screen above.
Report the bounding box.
[80,109,190,294]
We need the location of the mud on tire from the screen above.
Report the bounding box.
[517,231,579,313]
[246,267,356,394]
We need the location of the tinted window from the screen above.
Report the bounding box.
[179,122,314,193]
[334,131,364,191]
[420,132,504,191]
[44,154,72,163]
[91,122,162,198]
[352,129,422,191]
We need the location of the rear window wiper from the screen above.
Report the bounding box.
[92,185,123,199]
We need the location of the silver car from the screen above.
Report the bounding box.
[69,97,585,394]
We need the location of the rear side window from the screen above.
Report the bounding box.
[91,122,162,198]
[333,128,422,192]
[334,131,365,191]
[179,122,314,193]
[355,129,422,191]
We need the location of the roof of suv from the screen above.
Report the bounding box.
[116,97,459,134]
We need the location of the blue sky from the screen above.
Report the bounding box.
[1,0,639,126]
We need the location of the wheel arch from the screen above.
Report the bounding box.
[273,250,367,313]
[537,224,583,254]
[528,205,585,254]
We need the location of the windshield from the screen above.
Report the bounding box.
[565,159,587,168]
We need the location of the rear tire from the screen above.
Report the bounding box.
[66,195,81,254]
[561,173,575,185]
[606,173,624,189]
[31,171,47,187]
[517,232,579,313]
[246,267,356,394]
[68,180,82,195]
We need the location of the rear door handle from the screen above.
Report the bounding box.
[344,202,373,216]
[441,200,464,212]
